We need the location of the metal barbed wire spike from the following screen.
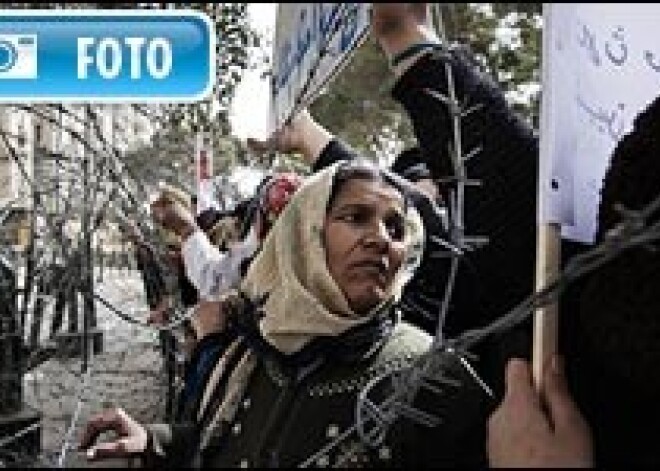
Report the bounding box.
[297,9,497,465]
[1,4,259,464]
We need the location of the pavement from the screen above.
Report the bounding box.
[18,268,170,468]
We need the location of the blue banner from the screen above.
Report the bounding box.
[0,10,213,102]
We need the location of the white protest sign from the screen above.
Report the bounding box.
[539,3,660,243]
[269,3,370,131]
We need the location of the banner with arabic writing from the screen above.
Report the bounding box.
[539,3,660,243]
[269,3,370,131]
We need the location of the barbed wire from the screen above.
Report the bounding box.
[56,344,95,468]
[296,4,658,465]
[294,6,478,464]
[0,3,255,466]
[0,101,182,466]
[0,422,41,452]
[4,3,655,469]
[2,103,194,332]
[0,274,168,467]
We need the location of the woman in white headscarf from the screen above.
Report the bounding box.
[80,161,493,468]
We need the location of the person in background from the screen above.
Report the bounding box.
[150,172,303,306]
[144,173,303,422]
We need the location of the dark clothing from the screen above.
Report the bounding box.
[314,47,538,398]
[48,263,79,336]
[145,319,492,468]
[142,44,542,468]
[176,331,237,422]
[134,245,199,310]
[134,247,182,420]
[314,50,539,338]
[134,242,197,412]
[560,95,660,466]
[392,49,539,398]
[391,50,538,338]
[135,248,167,309]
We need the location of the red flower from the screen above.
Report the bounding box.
[258,173,303,240]
[264,173,302,218]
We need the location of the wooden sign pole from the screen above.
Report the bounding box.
[532,222,561,390]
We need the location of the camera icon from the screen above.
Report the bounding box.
[0,34,37,79]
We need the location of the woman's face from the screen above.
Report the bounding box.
[324,178,407,314]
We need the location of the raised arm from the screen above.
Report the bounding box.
[246,109,333,167]
[371,3,540,338]
[370,3,439,77]
[150,193,258,302]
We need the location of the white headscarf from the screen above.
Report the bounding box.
[198,162,425,450]
[241,161,425,354]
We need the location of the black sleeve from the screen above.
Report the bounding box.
[135,247,167,309]
[177,261,199,308]
[391,49,539,332]
[311,138,360,172]
[196,208,222,233]
[143,422,199,468]
[391,49,537,180]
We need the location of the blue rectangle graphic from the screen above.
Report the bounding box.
[0,10,213,102]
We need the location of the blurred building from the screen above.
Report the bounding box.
[0,104,157,251]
